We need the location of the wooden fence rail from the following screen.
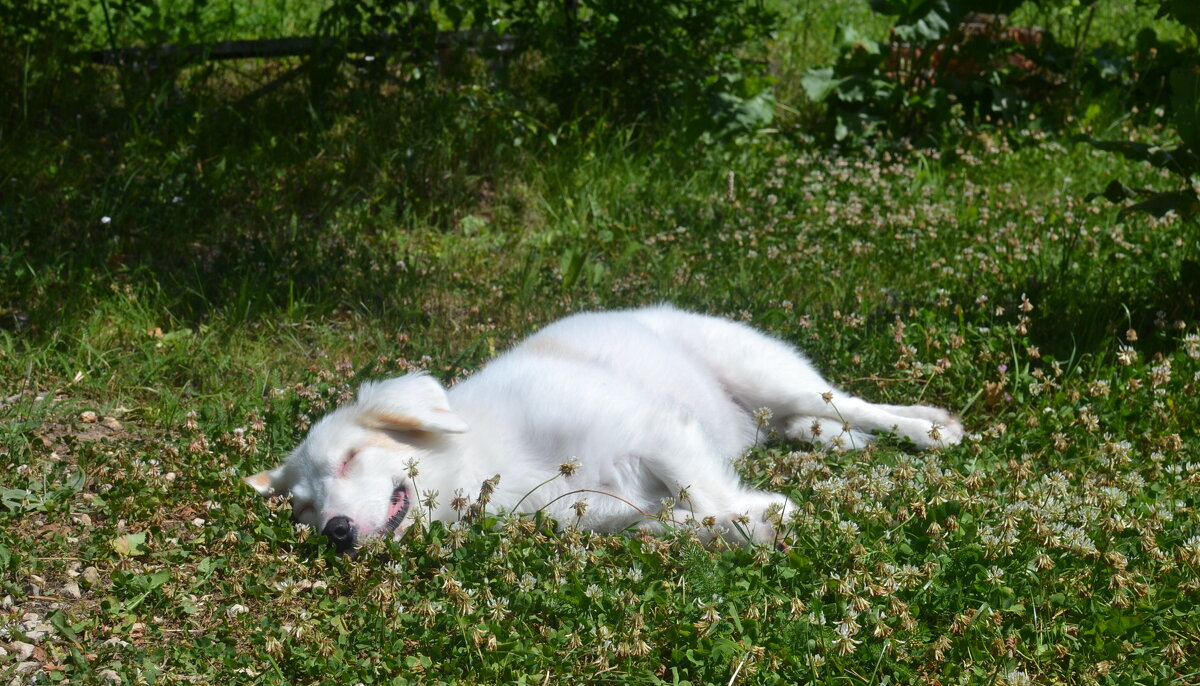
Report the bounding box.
[87,31,517,66]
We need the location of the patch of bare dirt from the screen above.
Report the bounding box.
[34,415,141,457]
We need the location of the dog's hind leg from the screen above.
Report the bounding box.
[638,307,962,449]
[621,402,796,545]
[633,490,792,546]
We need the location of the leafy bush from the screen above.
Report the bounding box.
[1081,3,1199,221]
[303,0,778,138]
[0,0,89,123]
[508,0,778,136]
[801,0,1052,143]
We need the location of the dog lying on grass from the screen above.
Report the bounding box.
[247,305,962,553]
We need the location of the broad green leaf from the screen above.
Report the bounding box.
[1158,0,1200,38]
[801,67,842,103]
[111,531,148,557]
[1085,179,1138,204]
[1120,189,1200,219]
[0,487,37,512]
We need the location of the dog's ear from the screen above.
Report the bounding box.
[244,464,289,497]
[354,374,469,434]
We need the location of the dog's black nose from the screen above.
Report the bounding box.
[322,516,357,555]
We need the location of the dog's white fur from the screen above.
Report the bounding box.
[247,305,962,550]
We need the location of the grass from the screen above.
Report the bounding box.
[3,1,1200,684]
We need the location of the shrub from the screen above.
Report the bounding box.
[510,0,778,136]
[310,0,778,138]
[1081,2,1199,221]
[801,0,1047,143]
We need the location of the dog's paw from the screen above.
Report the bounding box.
[733,493,797,545]
[884,405,963,448]
[926,417,964,446]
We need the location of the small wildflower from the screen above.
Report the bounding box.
[1163,638,1186,666]
[789,597,806,618]
[1179,535,1200,566]
[1116,345,1137,366]
[421,489,439,511]
[833,633,860,655]
[1005,669,1033,686]
[931,634,952,661]
[1183,332,1200,360]
[1149,360,1172,387]
[517,573,537,592]
[699,601,721,624]
[558,458,581,477]
[753,407,773,428]
[985,566,1006,585]
[836,520,860,538]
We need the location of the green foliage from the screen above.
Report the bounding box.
[306,0,779,138]
[802,0,1047,142]
[1157,0,1200,36]
[0,0,90,122]
[509,0,778,136]
[309,0,443,87]
[1080,1,1199,221]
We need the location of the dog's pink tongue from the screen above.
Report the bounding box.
[388,488,408,520]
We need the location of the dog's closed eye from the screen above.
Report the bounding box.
[337,448,360,478]
[294,501,315,521]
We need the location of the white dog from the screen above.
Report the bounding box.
[247,305,962,552]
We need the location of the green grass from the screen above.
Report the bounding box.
[3,2,1200,685]
[78,0,328,47]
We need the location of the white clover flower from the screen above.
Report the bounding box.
[1005,670,1033,686]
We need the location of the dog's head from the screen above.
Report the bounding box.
[245,373,467,554]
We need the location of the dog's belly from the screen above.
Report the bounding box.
[469,313,753,453]
[534,312,748,427]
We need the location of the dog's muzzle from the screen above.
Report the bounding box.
[321,485,409,556]
[322,516,357,555]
